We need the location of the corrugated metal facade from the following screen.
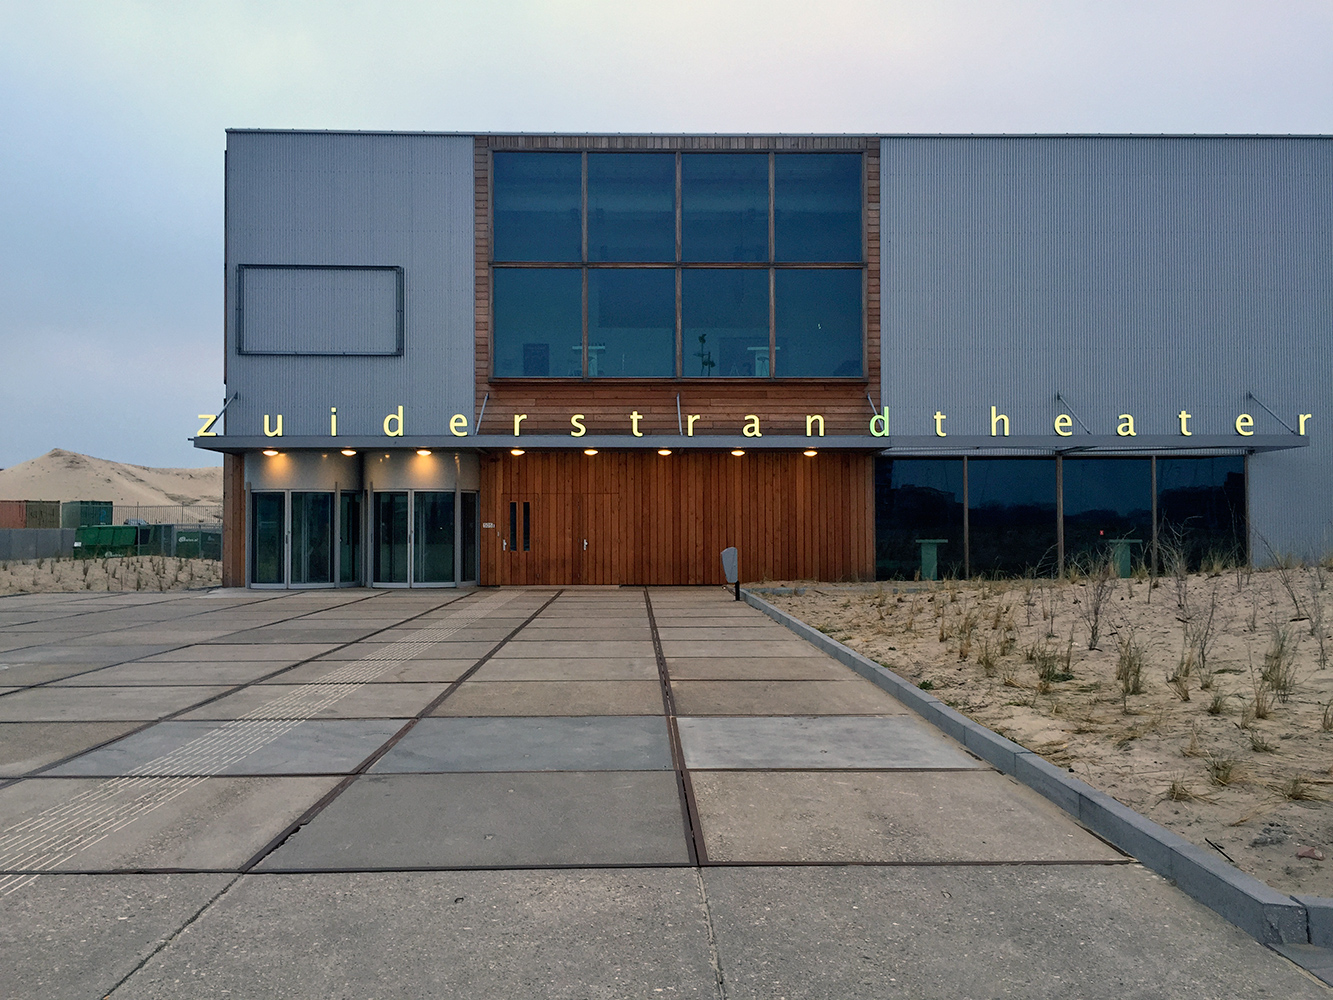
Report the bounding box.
[224,131,475,438]
[880,136,1332,558]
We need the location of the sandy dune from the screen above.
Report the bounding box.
[0,449,222,506]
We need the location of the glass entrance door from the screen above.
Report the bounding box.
[413,492,455,585]
[290,492,334,586]
[339,492,363,585]
[461,491,479,584]
[374,492,410,585]
[251,492,285,586]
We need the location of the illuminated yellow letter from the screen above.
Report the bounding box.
[1300,413,1312,435]
[869,412,889,437]
[687,414,701,436]
[630,410,644,437]
[449,414,469,437]
[197,414,218,437]
[383,406,404,437]
[990,406,1010,437]
[1178,410,1192,436]
[1116,414,1136,437]
[263,414,283,437]
[742,415,762,438]
[806,414,825,437]
[570,414,586,437]
[513,413,527,436]
[933,411,947,437]
[1235,413,1254,437]
[1053,414,1073,437]
[330,407,338,436]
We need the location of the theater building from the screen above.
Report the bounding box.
[199,132,1329,588]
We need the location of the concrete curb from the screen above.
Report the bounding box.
[741,587,1329,948]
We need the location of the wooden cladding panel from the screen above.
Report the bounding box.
[221,453,245,587]
[480,451,873,586]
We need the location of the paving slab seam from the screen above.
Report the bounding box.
[1,589,479,790]
[644,588,707,866]
[234,589,565,873]
[0,591,510,890]
[741,586,1328,952]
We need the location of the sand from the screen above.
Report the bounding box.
[771,566,1333,897]
[0,556,221,595]
[0,449,222,507]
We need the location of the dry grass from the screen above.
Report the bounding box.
[0,556,221,595]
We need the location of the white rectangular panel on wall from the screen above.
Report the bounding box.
[238,265,404,355]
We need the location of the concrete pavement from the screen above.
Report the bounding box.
[0,586,1325,997]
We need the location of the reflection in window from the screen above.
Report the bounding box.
[251,493,284,585]
[970,459,1058,577]
[875,460,964,580]
[413,492,455,584]
[682,269,769,377]
[1157,458,1246,569]
[1063,459,1152,570]
[775,154,862,262]
[775,269,862,376]
[374,492,409,584]
[587,153,675,262]
[682,153,768,262]
[493,152,582,262]
[493,269,583,377]
[290,492,333,585]
[588,269,676,377]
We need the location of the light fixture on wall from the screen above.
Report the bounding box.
[730,449,745,457]
[341,449,357,456]
[510,448,525,456]
[416,449,432,456]
[803,449,818,457]
[657,449,672,456]
[262,449,280,457]
[584,448,598,456]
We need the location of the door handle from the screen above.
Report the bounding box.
[583,538,587,551]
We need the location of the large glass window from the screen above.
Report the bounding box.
[969,459,1058,577]
[492,152,581,262]
[683,269,770,377]
[492,150,865,378]
[461,492,479,582]
[413,492,455,584]
[374,492,409,584]
[1158,458,1246,569]
[1063,459,1152,570]
[588,269,675,376]
[290,492,333,585]
[251,493,284,585]
[587,153,675,262]
[775,269,862,377]
[339,492,362,585]
[774,154,862,262]
[493,269,583,377]
[875,460,965,580]
[682,153,768,262]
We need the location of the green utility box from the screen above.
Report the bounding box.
[74,525,138,558]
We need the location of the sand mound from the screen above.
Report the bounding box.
[0,449,222,507]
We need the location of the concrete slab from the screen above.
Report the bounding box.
[702,865,1329,999]
[0,643,178,665]
[660,639,820,657]
[677,716,981,770]
[0,873,234,1000]
[655,626,795,640]
[666,655,851,680]
[50,661,293,687]
[519,625,653,639]
[46,719,406,776]
[472,656,659,681]
[219,627,383,644]
[258,771,691,869]
[312,640,497,661]
[109,869,715,998]
[0,685,232,722]
[433,680,664,717]
[0,721,145,776]
[257,657,478,684]
[372,716,672,772]
[176,683,448,720]
[672,679,909,715]
[139,643,336,662]
[0,776,340,870]
[692,770,1123,863]
[500,640,656,658]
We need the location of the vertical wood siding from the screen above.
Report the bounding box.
[480,450,873,585]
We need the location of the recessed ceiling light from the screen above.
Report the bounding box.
[341,449,357,456]
[510,448,525,456]
[730,449,745,457]
[416,449,432,456]
[657,449,672,456]
[262,449,280,457]
[803,449,818,457]
[584,448,598,456]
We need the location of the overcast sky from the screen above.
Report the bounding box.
[1,1,1330,469]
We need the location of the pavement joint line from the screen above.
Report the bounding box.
[693,867,729,999]
[234,589,565,874]
[644,588,707,867]
[740,586,1327,950]
[0,590,519,889]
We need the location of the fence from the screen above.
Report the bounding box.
[112,504,224,525]
[0,529,77,561]
[74,524,223,560]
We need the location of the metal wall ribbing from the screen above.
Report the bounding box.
[880,136,1333,559]
[224,131,475,439]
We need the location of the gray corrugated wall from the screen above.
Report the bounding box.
[224,132,475,438]
[881,136,1333,559]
